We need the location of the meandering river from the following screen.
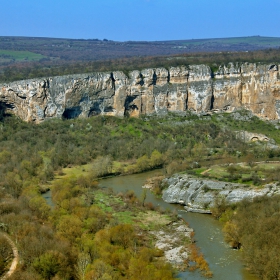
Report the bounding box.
[43,170,258,279]
[99,170,258,280]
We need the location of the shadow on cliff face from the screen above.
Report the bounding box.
[88,102,114,117]
[0,102,13,120]
[0,104,4,121]
[124,96,139,117]
[62,106,82,119]
[210,94,215,110]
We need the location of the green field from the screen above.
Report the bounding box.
[0,49,45,62]
[190,161,280,186]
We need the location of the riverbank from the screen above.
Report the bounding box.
[42,168,207,277]
[152,221,192,269]
[137,211,194,271]
[100,170,259,279]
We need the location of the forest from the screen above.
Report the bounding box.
[0,107,280,279]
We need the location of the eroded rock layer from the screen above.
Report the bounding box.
[1,63,280,122]
[162,174,280,213]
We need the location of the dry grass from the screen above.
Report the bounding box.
[137,211,172,228]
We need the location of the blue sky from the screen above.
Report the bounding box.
[1,0,280,41]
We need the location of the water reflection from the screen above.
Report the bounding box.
[41,190,54,208]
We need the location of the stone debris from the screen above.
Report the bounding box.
[151,221,193,267]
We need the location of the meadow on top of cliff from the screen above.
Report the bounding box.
[1,36,280,82]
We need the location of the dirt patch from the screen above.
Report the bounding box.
[201,168,211,175]
[0,232,19,280]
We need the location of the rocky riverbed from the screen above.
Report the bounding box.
[151,220,193,270]
[162,173,280,212]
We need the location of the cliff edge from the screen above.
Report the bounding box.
[0,63,280,122]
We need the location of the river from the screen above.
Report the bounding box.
[43,169,258,280]
[99,170,258,280]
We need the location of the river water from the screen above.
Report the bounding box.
[99,170,258,280]
[43,169,258,279]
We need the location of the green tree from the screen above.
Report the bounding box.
[92,156,113,177]
[4,172,23,198]
[109,224,135,249]
[57,215,83,243]
[136,155,150,172]
[32,251,68,280]
[150,150,164,168]
[141,188,147,207]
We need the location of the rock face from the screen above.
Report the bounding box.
[1,63,280,122]
[162,174,280,212]
[236,131,271,142]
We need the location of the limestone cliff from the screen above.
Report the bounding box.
[0,63,280,122]
[162,174,280,213]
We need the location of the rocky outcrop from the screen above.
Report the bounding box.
[0,63,280,122]
[162,174,280,212]
[151,221,193,269]
[236,131,271,142]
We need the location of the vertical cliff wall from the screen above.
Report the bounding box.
[0,63,280,122]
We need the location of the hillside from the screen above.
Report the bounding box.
[1,36,280,83]
[1,36,280,64]
[0,107,279,278]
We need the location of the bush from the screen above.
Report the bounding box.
[211,195,228,219]
[145,202,155,211]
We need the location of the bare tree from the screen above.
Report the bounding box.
[75,252,91,280]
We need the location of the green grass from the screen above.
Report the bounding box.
[113,211,134,224]
[194,168,208,175]
[111,124,142,137]
[136,211,172,231]
[94,191,115,212]
[206,167,228,178]
[257,163,280,170]
[192,161,280,186]
[58,164,92,178]
[0,50,45,61]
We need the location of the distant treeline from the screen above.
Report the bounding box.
[1,48,280,83]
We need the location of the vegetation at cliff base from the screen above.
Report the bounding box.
[0,110,280,278]
[1,110,278,190]
[0,110,279,199]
